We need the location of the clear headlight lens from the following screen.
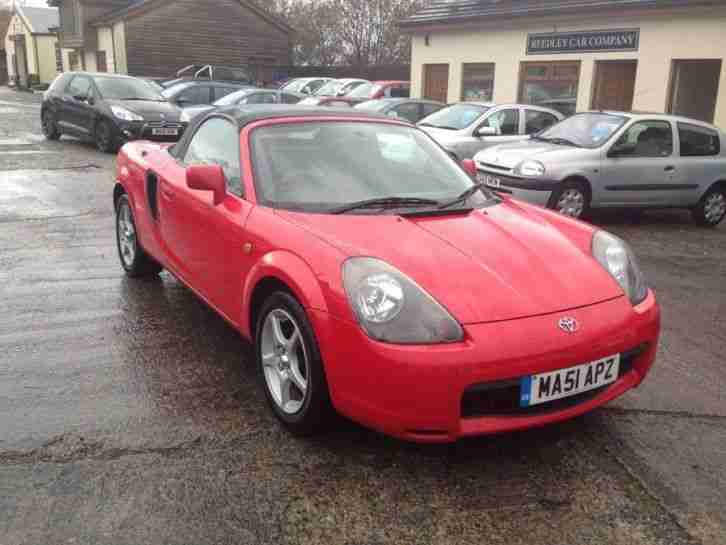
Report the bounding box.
[592,231,649,306]
[111,106,143,122]
[343,257,464,344]
[517,160,546,177]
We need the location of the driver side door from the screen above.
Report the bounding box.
[162,116,253,322]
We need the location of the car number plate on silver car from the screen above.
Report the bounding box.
[477,173,501,189]
[520,354,620,407]
[152,128,178,136]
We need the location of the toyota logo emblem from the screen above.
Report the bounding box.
[558,317,579,333]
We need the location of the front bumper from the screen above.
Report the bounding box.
[311,291,660,443]
[477,169,559,207]
[115,120,187,142]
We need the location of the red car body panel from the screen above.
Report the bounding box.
[115,114,660,442]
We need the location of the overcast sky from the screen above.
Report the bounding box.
[1,0,53,8]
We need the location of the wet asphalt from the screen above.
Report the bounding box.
[0,87,725,545]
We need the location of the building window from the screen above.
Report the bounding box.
[461,63,495,102]
[69,51,80,71]
[60,0,78,36]
[55,43,63,73]
[519,61,580,116]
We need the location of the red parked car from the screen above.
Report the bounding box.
[114,107,660,442]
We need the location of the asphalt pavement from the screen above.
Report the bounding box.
[0,86,724,545]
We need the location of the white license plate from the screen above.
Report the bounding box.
[477,173,501,188]
[520,354,620,407]
[152,128,178,136]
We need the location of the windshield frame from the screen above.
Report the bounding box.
[247,118,496,214]
[93,76,165,101]
[536,112,630,149]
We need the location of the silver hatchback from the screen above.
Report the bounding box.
[473,112,726,227]
[418,102,564,160]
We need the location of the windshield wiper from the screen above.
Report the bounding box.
[530,134,550,142]
[547,137,582,148]
[331,197,440,214]
[438,183,487,210]
[117,97,163,102]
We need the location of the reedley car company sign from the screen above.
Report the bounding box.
[527,29,640,55]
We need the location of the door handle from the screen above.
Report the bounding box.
[664,166,676,172]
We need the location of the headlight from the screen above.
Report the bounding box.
[592,231,648,305]
[110,106,143,122]
[343,257,464,344]
[517,160,546,177]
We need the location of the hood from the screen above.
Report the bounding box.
[180,105,214,122]
[278,203,622,325]
[107,99,182,122]
[420,126,466,143]
[475,138,583,169]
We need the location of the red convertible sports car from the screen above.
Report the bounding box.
[114,107,660,442]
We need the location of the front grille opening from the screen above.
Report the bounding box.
[461,346,643,419]
[476,162,512,172]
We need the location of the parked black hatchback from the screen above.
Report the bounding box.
[41,72,186,153]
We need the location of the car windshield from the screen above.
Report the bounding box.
[94,76,164,100]
[418,104,489,131]
[347,83,382,99]
[536,113,628,148]
[315,80,344,96]
[251,121,494,213]
[161,82,193,98]
[281,79,311,93]
[214,89,254,106]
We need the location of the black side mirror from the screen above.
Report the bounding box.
[608,143,634,158]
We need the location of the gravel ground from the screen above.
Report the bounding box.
[0,86,724,545]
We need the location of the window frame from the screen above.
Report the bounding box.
[181,115,244,197]
[461,62,496,102]
[609,119,675,159]
[518,61,581,116]
[476,107,521,136]
[524,108,560,135]
[677,121,721,157]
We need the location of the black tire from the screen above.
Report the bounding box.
[115,194,162,277]
[692,184,726,227]
[548,179,591,219]
[41,109,61,140]
[95,119,119,154]
[255,291,333,435]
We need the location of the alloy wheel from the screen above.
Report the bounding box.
[556,189,585,218]
[117,202,137,267]
[704,191,726,224]
[260,309,309,415]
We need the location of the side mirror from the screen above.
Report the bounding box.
[186,164,226,205]
[73,94,87,102]
[461,159,477,177]
[608,143,634,158]
[475,126,497,137]
[86,96,95,106]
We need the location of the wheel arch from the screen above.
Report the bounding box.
[113,182,127,210]
[243,251,329,341]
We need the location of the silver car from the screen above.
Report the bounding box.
[418,102,564,160]
[473,111,726,227]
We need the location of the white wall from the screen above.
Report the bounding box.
[112,21,127,74]
[83,48,97,72]
[410,5,726,128]
[97,26,116,72]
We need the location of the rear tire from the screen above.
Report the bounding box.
[41,110,60,140]
[256,291,333,436]
[115,194,162,277]
[549,179,591,219]
[96,119,119,154]
[692,185,726,227]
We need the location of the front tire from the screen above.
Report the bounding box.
[692,185,726,227]
[41,110,60,140]
[549,180,591,219]
[96,119,119,154]
[115,195,162,277]
[256,291,333,435]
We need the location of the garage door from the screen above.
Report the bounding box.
[424,64,449,103]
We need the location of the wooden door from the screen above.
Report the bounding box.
[423,64,449,103]
[592,61,637,112]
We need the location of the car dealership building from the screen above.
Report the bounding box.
[401,0,726,128]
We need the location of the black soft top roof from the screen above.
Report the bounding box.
[171,105,398,158]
